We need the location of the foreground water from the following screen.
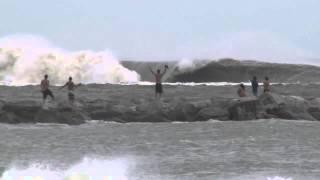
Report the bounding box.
[0,119,319,180]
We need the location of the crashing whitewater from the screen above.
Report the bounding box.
[0,36,140,86]
[0,157,292,180]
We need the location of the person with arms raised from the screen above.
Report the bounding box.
[149,65,168,99]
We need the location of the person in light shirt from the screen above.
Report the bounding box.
[263,76,270,93]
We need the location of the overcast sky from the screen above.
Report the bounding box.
[0,0,319,61]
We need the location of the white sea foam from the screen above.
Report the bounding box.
[0,35,140,86]
[267,177,292,180]
[1,157,129,180]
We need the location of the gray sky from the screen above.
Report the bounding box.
[0,0,319,61]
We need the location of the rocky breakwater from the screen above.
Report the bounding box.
[83,96,230,123]
[0,92,319,125]
[229,93,320,121]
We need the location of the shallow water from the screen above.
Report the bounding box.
[0,119,320,180]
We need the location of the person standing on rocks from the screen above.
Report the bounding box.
[263,77,270,93]
[251,76,259,96]
[149,65,168,99]
[59,77,81,104]
[40,74,55,104]
[237,84,246,97]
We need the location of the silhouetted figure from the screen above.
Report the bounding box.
[60,77,81,104]
[149,65,168,99]
[40,74,55,104]
[263,77,270,93]
[237,84,246,97]
[251,76,259,96]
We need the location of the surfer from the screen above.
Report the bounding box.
[263,77,270,93]
[149,65,168,99]
[40,74,55,104]
[60,77,81,104]
[251,76,259,96]
[237,83,246,97]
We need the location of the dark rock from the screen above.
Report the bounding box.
[34,108,86,125]
[196,106,228,121]
[0,101,41,123]
[90,110,123,120]
[259,93,315,120]
[308,107,320,120]
[0,101,87,125]
[228,98,260,120]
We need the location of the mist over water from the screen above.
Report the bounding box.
[0,35,140,86]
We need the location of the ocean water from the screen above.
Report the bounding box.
[0,119,319,180]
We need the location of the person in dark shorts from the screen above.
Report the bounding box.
[40,74,55,104]
[60,77,81,104]
[149,65,168,99]
[251,76,259,96]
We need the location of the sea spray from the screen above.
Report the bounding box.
[1,157,129,180]
[0,35,140,86]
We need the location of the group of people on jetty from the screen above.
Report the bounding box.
[40,64,270,105]
[40,65,169,104]
[237,76,270,97]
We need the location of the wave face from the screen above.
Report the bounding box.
[172,59,320,83]
[123,59,320,83]
[0,35,140,86]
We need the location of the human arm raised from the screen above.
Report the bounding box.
[161,65,169,76]
[149,66,155,75]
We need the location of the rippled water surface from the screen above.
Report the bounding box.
[0,119,320,180]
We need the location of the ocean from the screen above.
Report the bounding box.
[1,119,319,180]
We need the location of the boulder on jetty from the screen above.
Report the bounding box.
[0,101,87,125]
[228,93,320,121]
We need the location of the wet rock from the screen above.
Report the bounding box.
[0,101,41,123]
[228,98,260,120]
[34,108,87,125]
[259,93,315,120]
[233,93,317,121]
[90,110,122,120]
[0,101,87,125]
[196,106,228,121]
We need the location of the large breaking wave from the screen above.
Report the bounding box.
[0,35,140,86]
